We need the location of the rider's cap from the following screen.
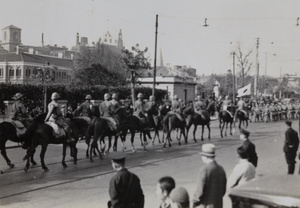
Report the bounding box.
[285,120,292,126]
[85,94,92,100]
[240,128,250,137]
[110,152,127,163]
[13,93,23,100]
[200,143,216,157]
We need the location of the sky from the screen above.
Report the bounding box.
[1,0,300,77]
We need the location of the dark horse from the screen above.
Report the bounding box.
[0,118,34,168]
[85,107,128,161]
[236,110,249,129]
[219,106,236,138]
[22,113,89,172]
[183,105,212,142]
[162,111,186,148]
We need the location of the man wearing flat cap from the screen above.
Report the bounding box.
[193,143,227,208]
[239,128,258,167]
[283,121,299,174]
[108,152,144,208]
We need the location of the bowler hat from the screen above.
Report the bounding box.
[240,128,250,137]
[110,152,127,163]
[200,143,215,157]
[285,120,292,126]
[169,187,190,208]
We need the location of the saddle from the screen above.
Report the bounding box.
[11,120,27,137]
[45,122,66,138]
[101,117,118,132]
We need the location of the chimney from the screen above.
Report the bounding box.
[16,45,21,54]
[76,33,79,46]
[29,48,34,54]
[42,33,44,47]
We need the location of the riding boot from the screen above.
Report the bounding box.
[288,163,295,174]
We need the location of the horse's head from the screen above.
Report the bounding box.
[159,105,170,117]
[183,106,194,115]
[34,113,47,124]
[115,107,128,120]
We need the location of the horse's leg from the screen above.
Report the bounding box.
[182,127,187,144]
[113,135,118,152]
[0,143,15,168]
[40,145,49,171]
[193,125,198,142]
[130,129,136,152]
[230,122,233,135]
[24,147,33,172]
[62,143,68,168]
[207,124,211,140]
[105,136,112,155]
[221,121,225,138]
[201,125,205,141]
[30,149,37,166]
[143,132,147,151]
[225,122,228,137]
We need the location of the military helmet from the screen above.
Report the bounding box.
[51,92,60,100]
[197,95,201,101]
[149,95,154,101]
[225,95,229,100]
[173,95,178,100]
[13,93,23,100]
[112,93,118,99]
[137,93,143,99]
[85,94,92,100]
[104,93,111,100]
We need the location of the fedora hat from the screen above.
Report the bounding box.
[200,143,215,157]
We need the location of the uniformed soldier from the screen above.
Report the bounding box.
[44,92,71,141]
[221,95,233,118]
[234,97,248,121]
[239,128,258,167]
[133,93,146,118]
[108,152,144,208]
[76,95,93,122]
[194,95,206,118]
[111,93,121,113]
[99,93,118,131]
[11,93,28,136]
[145,95,157,128]
[206,96,216,116]
[171,95,184,121]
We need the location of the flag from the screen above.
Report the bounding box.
[237,84,251,97]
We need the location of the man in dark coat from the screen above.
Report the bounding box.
[239,128,258,167]
[108,152,144,208]
[283,120,299,174]
[193,143,227,208]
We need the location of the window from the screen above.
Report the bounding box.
[0,68,3,77]
[16,67,21,77]
[4,31,7,41]
[26,68,31,77]
[9,67,14,77]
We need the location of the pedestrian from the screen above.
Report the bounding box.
[283,120,299,174]
[193,143,227,208]
[155,176,176,208]
[239,128,258,167]
[227,146,256,189]
[169,187,190,208]
[108,152,144,208]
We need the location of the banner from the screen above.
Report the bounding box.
[237,84,251,97]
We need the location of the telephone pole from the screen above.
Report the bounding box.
[254,38,260,97]
[152,15,158,97]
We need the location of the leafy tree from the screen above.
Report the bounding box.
[122,44,151,103]
[72,43,126,86]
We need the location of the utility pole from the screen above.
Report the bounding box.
[152,14,158,97]
[254,38,260,97]
[264,52,267,95]
[232,52,236,102]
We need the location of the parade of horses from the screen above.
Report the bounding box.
[1,91,299,173]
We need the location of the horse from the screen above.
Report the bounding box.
[161,111,186,148]
[0,118,34,168]
[236,110,249,129]
[85,107,129,161]
[183,104,213,142]
[22,113,88,172]
[218,106,236,138]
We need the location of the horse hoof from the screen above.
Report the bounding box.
[185,141,188,144]
[194,139,197,143]
[44,168,49,172]
[90,158,94,163]
[178,142,181,145]
[132,149,136,153]
[104,152,109,156]
[73,161,77,165]
[24,168,28,173]
[62,163,68,168]
[169,144,171,147]
[8,163,15,168]
[201,138,204,141]
[163,144,166,149]
[31,161,37,166]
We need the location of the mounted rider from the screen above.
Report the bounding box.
[44,92,71,141]
[170,95,184,121]
[234,97,249,122]
[133,93,146,119]
[206,95,216,116]
[99,93,118,131]
[75,94,94,123]
[111,93,121,113]
[145,95,158,128]
[194,95,207,118]
[11,93,28,136]
[221,95,234,118]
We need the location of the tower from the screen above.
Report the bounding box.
[1,25,22,52]
[117,29,123,48]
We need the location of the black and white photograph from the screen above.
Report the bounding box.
[0,0,300,207]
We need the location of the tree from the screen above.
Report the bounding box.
[72,43,126,86]
[122,44,151,103]
[235,43,254,87]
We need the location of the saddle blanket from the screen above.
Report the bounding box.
[45,121,66,138]
[11,120,26,137]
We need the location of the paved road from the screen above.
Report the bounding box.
[0,119,299,208]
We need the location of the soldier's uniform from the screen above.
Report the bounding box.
[171,95,184,121]
[99,93,118,131]
[194,96,207,118]
[11,93,27,136]
[221,96,233,118]
[133,93,146,119]
[145,96,157,128]
[76,94,93,123]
